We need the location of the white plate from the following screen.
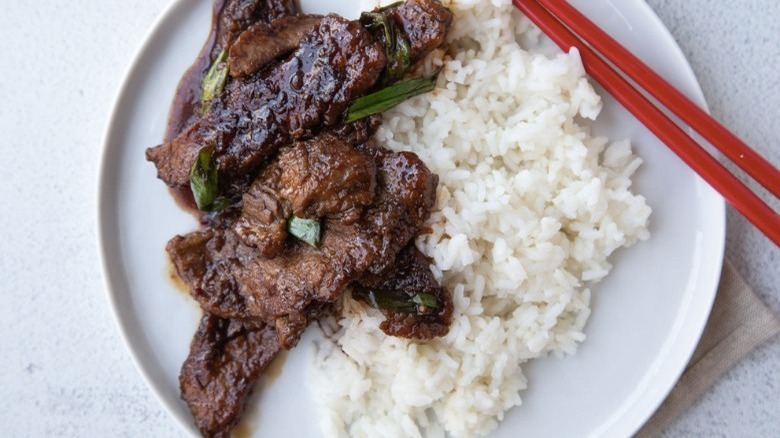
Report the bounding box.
[97,0,725,436]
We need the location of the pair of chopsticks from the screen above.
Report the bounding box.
[513,0,780,246]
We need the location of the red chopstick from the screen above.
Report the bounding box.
[538,0,780,199]
[513,0,780,246]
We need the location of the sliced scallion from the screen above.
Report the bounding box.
[287,216,321,247]
[345,69,440,123]
[354,288,439,313]
[189,146,233,212]
[377,1,403,12]
[190,146,219,210]
[360,10,411,84]
[201,49,229,113]
[411,292,438,309]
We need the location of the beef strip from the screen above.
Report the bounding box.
[164,0,298,143]
[234,130,377,255]
[167,149,438,349]
[167,222,373,349]
[168,227,252,319]
[217,117,381,257]
[275,134,377,221]
[236,150,438,333]
[147,15,387,192]
[386,0,453,61]
[229,15,323,78]
[363,149,439,275]
[233,185,289,257]
[355,244,453,339]
[218,0,298,53]
[180,313,280,438]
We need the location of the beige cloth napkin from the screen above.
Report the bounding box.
[637,260,780,436]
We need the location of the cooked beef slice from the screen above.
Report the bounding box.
[164,0,298,142]
[167,150,437,349]
[232,122,380,255]
[168,227,253,320]
[234,130,377,255]
[273,132,377,220]
[218,0,298,53]
[387,0,453,61]
[229,15,323,78]
[180,313,281,438]
[364,150,439,275]
[147,15,387,191]
[355,244,453,339]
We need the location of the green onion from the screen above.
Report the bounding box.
[377,1,403,12]
[385,35,411,84]
[360,12,394,49]
[354,289,439,313]
[189,146,233,212]
[345,69,440,123]
[360,11,411,84]
[201,49,229,113]
[287,215,321,247]
[190,146,219,210]
[208,196,234,212]
[412,293,438,309]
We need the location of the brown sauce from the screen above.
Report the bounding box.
[163,0,226,144]
[167,256,190,295]
[169,185,199,215]
[160,1,224,220]
[166,256,203,318]
[260,349,288,384]
[231,350,288,438]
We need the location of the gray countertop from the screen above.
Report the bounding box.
[0,0,776,436]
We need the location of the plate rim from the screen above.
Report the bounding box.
[96,0,204,435]
[606,1,725,435]
[96,0,726,436]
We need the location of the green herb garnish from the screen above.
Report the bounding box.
[377,1,403,12]
[189,145,231,212]
[201,49,229,113]
[360,11,411,84]
[354,289,439,314]
[207,196,234,212]
[411,292,438,309]
[345,69,440,123]
[287,215,321,247]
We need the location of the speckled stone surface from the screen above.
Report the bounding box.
[0,0,776,436]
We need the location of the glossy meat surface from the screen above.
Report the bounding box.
[235,130,378,252]
[147,15,387,190]
[388,0,454,61]
[229,15,323,78]
[164,0,298,143]
[230,117,380,256]
[355,244,453,339]
[159,2,456,436]
[180,313,281,438]
[273,132,377,220]
[217,0,298,57]
[167,149,438,349]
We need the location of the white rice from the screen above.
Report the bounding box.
[309,0,651,436]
